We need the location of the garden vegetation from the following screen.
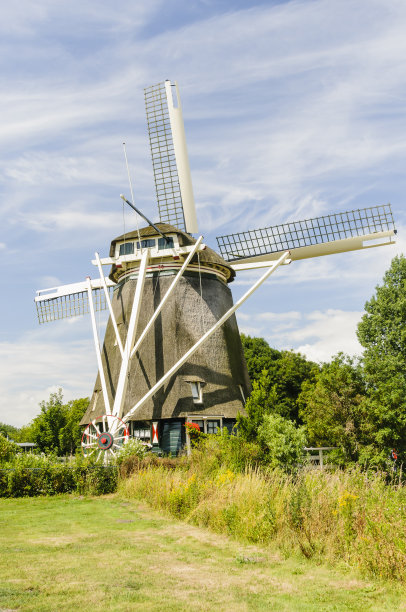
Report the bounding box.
[119,432,406,583]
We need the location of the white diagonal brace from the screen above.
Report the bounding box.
[86,277,111,414]
[130,235,204,360]
[121,250,291,424]
[95,252,124,359]
[112,249,149,417]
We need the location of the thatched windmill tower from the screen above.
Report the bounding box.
[85,222,251,454]
[35,80,397,459]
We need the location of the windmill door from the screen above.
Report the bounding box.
[161,421,183,456]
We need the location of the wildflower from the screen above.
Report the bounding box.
[338,490,358,508]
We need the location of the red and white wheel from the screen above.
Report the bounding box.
[81,414,129,461]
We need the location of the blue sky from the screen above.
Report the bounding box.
[1,0,405,426]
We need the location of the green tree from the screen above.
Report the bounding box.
[299,354,366,464]
[30,390,89,455]
[267,350,319,422]
[30,389,67,454]
[0,422,20,441]
[0,433,19,463]
[257,414,307,469]
[59,398,89,455]
[241,334,281,381]
[237,370,279,441]
[356,255,406,465]
[238,340,318,441]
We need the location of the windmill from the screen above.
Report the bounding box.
[34,80,397,460]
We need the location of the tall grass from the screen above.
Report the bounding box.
[119,436,406,582]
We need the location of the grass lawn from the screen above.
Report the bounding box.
[0,495,405,611]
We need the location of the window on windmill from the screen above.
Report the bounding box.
[188,417,222,434]
[190,382,203,403]
[191,419,204,432]
[206,420,220,435]
[135,239,156,249]
[158,237,174,250]
[119,242,134,256]
[131,421,151,441]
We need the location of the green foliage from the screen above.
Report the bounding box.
[192,428,262,473]
[0,453,117,497]
[59,398,89,455]
[0,422,20,440]
[356,255,406,465]
[237,370,279,441]
[240,334,281,381]
[299,354,367,464]
[116,438,148,466]
[268,350,319,422]
[0,434,19,463]
[257,414,307,469]
[357,254,406,358]
[29,390,88,456]
[237,346,317,443]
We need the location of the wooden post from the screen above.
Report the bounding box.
[186,429,191,457]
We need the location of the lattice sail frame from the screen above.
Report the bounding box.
[35,281,114,324]
[145,82,186,230]
[144,81,198,233]
[216,204,396,262]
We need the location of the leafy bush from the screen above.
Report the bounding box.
[116,438,148,477]
[191,429,262,474]
[0,434,19,462]
[257,414,307,469]
[116,438,148,463]
[0,453,117,497]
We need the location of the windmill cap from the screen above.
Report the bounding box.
[109,223,235,283]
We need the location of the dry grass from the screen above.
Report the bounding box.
[119,455,406,583]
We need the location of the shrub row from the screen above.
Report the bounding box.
[0,454,117,497]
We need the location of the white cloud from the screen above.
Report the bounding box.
[0,336,97,427]
[238,307,364,364]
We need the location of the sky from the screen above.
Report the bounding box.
[1,0,406,426]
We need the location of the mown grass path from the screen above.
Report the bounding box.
[0,495,405,611]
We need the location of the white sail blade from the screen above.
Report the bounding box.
[35,277,115,324]
[217,204,396,267]
[144,80,198,233]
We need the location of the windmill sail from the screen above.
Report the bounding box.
[35,278,114,324]
[216,204,396,266]
[144,80,198,233]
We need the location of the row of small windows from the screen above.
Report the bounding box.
[190,419,220,434]
[119,237,174,256]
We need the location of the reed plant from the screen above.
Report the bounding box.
[119,436,406,582]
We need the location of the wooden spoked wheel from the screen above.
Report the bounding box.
[81,415,129,461]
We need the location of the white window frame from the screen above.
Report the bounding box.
[190,381,203,404]
[115,234,179,259]
[187,415,223,434]
[131,421,151,442]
